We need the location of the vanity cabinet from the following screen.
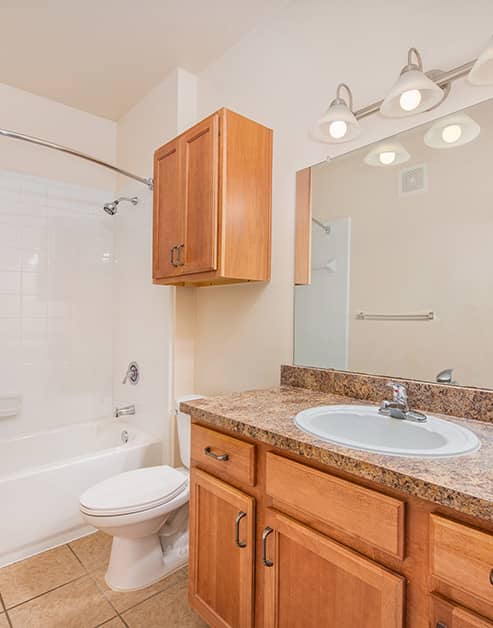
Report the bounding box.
[262,509,404,628]
[153,108,272,287]
[189,467,255,628]
[188,422,493,628]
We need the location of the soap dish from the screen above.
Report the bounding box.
[0,394,22,418]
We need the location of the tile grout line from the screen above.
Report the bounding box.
[0,593,13,628]
[66,541,90,572]
[4,573,87,612]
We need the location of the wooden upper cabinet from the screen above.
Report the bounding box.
[263,510,405,628]
[189,468,255,628]
[153,108,272,286]
[153,139,182,279]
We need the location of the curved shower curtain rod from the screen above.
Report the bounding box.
[0,127,154,190]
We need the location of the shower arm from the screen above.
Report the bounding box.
[0,127,154,190]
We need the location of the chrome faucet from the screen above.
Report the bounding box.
[379,382,427,423]
[114,404,135,419]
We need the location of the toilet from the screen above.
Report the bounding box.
[79,397,199,592]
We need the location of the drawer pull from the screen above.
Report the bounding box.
[436,623,447,628]
[262,527,274,567]
[204,446,229,462]
[234,511,247,548]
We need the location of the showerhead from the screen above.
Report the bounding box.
[103,196,138,216]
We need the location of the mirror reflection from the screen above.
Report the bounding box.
[294,98,493,389]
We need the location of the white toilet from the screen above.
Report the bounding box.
[79,399,197,591]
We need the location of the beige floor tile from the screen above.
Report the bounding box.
[91,565,187,613]
[0,545,85,609]
[123,579,206,628]
[97,618,126,627]
[69,532,112,572]
[0,614,10,628]
[8,576,116,628]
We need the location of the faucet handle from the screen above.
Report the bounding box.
[386,381,407,403]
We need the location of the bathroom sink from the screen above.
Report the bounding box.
[294,404,480,458]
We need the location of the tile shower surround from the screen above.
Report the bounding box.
[0,169,113,438]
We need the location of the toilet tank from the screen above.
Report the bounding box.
[175,395,204,469]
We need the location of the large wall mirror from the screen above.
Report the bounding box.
[294,98,493,389]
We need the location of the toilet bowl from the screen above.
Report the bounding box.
[79,395,202,591]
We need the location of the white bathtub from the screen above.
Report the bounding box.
[0,419,162,567]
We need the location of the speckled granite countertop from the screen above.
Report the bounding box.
[181,386,493,523]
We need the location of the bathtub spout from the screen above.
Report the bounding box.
[114,404,135,419]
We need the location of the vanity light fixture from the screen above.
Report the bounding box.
[315,83,361,143]
[364,141,410,167]
[313,37,491,147]
[424,113,480,149]
[380,48,445,118]
[468,35,493,85]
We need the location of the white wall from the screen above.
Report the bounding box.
[190,0,493,395]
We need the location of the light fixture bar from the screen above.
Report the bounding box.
[354,59,476,121]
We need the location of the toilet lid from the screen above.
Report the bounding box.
[80,465,188,516]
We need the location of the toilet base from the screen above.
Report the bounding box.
[105,532,189,592]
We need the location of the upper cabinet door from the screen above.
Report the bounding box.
[181,114,219,275]
[263,511,405,628]
[153,138,184,279]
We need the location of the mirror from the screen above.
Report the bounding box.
[294,98,493,389]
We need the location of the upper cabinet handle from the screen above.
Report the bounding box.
[262,527,274,567]
[176,243,185,266]
[170,245,179,267]
[204,446,229,461]
[235,511,247,548]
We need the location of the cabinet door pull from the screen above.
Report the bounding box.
[170,246,178,267]
[435,623,447,628]
[262,527,274,567]
[490,568,493,585]
[204,446,229,461]
[176,243,185,266]
[235,511,247,548]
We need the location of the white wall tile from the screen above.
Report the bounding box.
[0,170,113,438]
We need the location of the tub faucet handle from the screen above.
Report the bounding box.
[122,362,139,385]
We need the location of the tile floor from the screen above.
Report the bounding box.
[0,532,207,627]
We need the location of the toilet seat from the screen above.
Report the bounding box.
[80,465,188,517]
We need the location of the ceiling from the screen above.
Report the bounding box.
[0,0,288,120]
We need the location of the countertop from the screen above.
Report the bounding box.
[181,385,493,522]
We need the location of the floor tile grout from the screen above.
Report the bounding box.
[4,573,87,611]
[0,595,13,628]
[66,541,91,572]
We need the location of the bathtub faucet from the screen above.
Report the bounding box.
[114,404,135,419]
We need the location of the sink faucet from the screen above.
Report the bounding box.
[379,382,427,423]
[114,404,135,419]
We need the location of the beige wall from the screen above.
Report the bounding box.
[115,68,197,463]
[190,0,493,395]
[311,99,493,388]
[0,82,116,190]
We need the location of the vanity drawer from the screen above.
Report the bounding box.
[191,424,256,486]
[431,595,493,628]
[265,453,405,558]
[430,515,493,609]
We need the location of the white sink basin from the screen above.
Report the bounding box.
[295,404,480,458]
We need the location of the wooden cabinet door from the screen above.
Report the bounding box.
[262,510,405,628]
[153,138,184,278]
[189,467,255,628]
[432,595,493,628]
[181,113,219,275]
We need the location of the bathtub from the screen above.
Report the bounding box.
[0,419,162,567]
